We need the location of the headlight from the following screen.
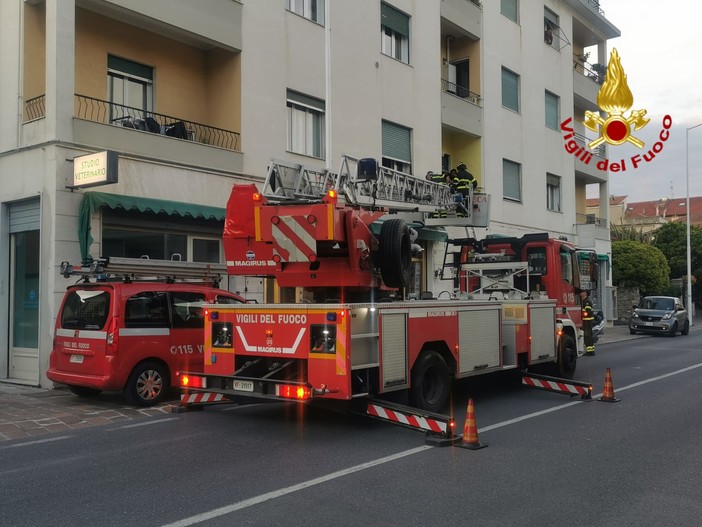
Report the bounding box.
[630,312,640,319]
[662,312,672,320]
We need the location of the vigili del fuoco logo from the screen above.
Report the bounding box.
[560,48,672,172]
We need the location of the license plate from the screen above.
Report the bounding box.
[644,322,653,326]
[70,354,84,364]
[233,380,254,392]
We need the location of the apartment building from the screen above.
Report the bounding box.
[0,0,619,387]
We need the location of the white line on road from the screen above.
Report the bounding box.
[159,361,702,527]
[1,435,72,449]
[108,417,180,430]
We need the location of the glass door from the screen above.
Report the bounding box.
[9,230,40,381]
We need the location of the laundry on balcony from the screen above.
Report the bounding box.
[164,120,190,140]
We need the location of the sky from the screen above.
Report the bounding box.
[584,0,702,203]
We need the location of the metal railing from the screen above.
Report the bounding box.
[576,213,607,227]
[582,0,605,16]
[467,0,482,8]
[75,94,241,151]
[441,79,482,107]
[24,95,46,122]
[574,132,605,158]
[573,56,604,85]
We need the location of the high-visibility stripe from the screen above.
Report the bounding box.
[521,376,590,397]
[367,403,447,434]
[272,216,317,262]
[336,310,347,375]
[180,392,225,404]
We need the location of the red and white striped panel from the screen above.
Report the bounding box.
[521,376,590,397]
[180,392,226,405]
[272,216,317,262]
[367,403,447,434]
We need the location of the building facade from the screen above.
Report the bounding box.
[0,0,619,387]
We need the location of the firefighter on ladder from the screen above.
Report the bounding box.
[580,289,596,355]
[455,163,477,217]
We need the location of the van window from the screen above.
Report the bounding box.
[61,289,110,330]
[170,292,206,328]
[124,292,169,328]
[216,295,245,305]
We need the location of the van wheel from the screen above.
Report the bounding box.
[68,385,102,397]
[409,351,451,412]
[378,218,411,289]
[124,362,169,407]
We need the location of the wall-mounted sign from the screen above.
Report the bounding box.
[72,150,118,188]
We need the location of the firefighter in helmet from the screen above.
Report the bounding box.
[455,162,477,196]
[580,289,595,355]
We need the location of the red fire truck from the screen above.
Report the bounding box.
[179,156,588,413]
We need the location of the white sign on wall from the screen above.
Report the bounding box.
[72,151,118,188]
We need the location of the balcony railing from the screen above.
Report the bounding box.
[75,94,240,151]
[573,56,604,85]
[441,79,482,107]
[574,132,605,158]
[576,213,607,227]
[24,95,46,122]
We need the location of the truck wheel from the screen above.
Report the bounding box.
[378,218,411,289]
[409,351,451,412]
[124,361,169,407]
[557,334,577,378]
[68,385,102,397]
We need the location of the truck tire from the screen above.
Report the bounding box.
[124,361,169,407]
[557,334,577,378]
[378,218,411,289]
[409,351,451,412]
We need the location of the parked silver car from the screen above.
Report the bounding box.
[629,296,690,337]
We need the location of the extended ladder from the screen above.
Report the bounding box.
[260,155,490,227]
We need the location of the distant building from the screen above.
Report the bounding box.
[587,195,702,233]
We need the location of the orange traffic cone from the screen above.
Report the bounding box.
[456,398,487,449]
[598,368,620,403]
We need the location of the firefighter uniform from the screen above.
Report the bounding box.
[455,163,477,196]
[580,290,595,355]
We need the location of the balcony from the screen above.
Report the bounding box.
[575,213,610,248]
[561,0,620,40]
[573,56,602,109]
[573,131,606,181]
[441,80,482,137]
[440,0,481,40]
[75,95,240,151]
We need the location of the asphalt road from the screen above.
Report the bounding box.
[1,329,701,526]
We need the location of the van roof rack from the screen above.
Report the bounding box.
[60,257,226,287]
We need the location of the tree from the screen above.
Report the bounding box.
[612,240,670,296]
[652,221,702,306]
[610,223,654,243]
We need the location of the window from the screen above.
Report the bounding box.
[287,90,325,158]
[381,3,410,64]
[503,159,521,202]
[545,91,559,130]
[544,7,560,50]
[101,210,224,263]
[287,0,324,24]
[501,67,520,113]
[382,120,412,174]
[108,55,153,118]
[501,0,519,23]
[124,292,169,328]
[447,60,470,99]
[547,174,561,212]
[170,292,206,329]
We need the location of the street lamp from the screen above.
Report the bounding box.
[685,123,702,324]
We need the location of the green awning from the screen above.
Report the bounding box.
[597,254,609,261]
[78,191,224,264]
[369,219,448,242]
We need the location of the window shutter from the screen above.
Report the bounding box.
[381,3,409,37]
[108,55,153,80]
[9,198,40,233]
[503,159,521,201]
[501,0,518,22]
[382,120,411,163]
[545,91,559,129]
[287,89,325,111]
[501,68,519,112]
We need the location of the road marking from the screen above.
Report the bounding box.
[1,435,72,449]
[159,361,702,526]
[108,417,180,430]
[159,446,432,527]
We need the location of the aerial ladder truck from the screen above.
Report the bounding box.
[179,156,587,418]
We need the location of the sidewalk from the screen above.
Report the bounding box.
[0,323,638,442]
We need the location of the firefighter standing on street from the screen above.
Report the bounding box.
[580,289,595,355]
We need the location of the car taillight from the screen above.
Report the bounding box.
[181,375,206,389]
[106,318,118,355]
[276,384,311,400]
